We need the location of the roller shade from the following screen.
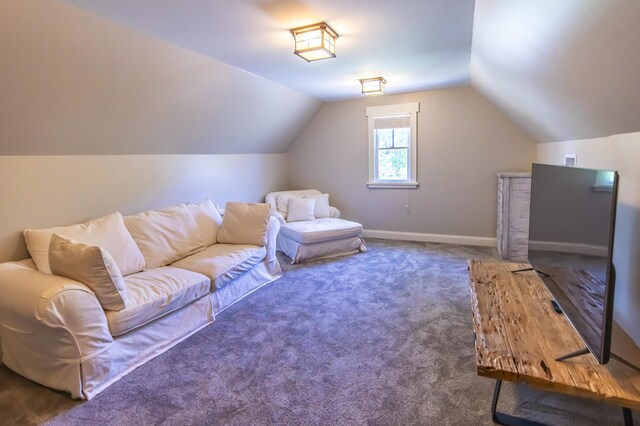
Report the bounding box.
[374,115,410,130]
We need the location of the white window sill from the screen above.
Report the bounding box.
[367,181,419,189]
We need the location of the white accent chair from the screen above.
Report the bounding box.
[265,190,366,263]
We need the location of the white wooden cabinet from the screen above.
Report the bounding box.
[497,172,531,261]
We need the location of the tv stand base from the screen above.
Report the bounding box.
[555,346,590,362]
[556,348,640,373]
[511,267,551,278]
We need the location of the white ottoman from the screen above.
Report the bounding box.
[278,217,366,263]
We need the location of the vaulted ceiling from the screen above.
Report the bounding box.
[60,0,640,143]
[471,0,640,142]
[61,0,475,102]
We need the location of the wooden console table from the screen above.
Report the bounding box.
[468,259,640,425]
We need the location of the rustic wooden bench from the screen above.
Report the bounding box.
[468,259,640,425]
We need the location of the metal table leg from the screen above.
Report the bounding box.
[623,407,634,426]
[491,380,634,426]
[491,380,546,426]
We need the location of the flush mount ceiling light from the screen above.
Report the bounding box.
[290,22,338,62]
[360,77,387,95]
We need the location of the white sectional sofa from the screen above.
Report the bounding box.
[0,200,282,400]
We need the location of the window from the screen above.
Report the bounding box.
[366,102,419,188]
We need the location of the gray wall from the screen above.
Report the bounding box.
[0,154,287,262]
[286,86,537,240]
[537,133,640,345]
[0,0,309,262]
[1,0,321,155]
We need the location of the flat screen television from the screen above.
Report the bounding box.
[526,163,619,364]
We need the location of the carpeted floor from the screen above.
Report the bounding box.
[0,239,634,425]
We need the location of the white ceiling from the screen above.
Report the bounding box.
[61,0,475,102]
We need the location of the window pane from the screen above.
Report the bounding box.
[377,148,408,180]
[375,129,393,148]
[394,128,410,147]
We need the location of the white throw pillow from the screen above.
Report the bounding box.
[217,202,271,246]
[49,234,128,311]
[187,199,222,246]
[287,197,316,222]
[124,204,205,269]
[24,212,146,276]
[304,193,330,218]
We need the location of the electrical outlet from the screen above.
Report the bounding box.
[564,154,577,167]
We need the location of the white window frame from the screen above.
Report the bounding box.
[366,102,420,189]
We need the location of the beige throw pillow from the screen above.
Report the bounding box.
[287,197,316,222]
[217,202,271,247]
[186,199,222,246]
[49,234,128,311]
[24,212,146,276]
[124,204,205,269]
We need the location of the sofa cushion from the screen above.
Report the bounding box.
[287,197,315,222]
[24,212,146,276]
[280,218,363,244]
[187,199,222,246]
[216,202,271,247]
[270,190,328,220]
[49,234,128,311]
[105,266,210,336]
[124,204,205,269]
[172,244,266,291]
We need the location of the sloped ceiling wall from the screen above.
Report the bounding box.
[5,0,638,153]
[58,0,475,101]
[0,0,322,155]
[471,0,640,142]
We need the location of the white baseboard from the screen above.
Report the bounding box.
[528,240,607,257]
[362,229,496,247]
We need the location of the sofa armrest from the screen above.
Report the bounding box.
[0,261,113,363]
[329,206,341,218]
[265,216,281,262]
[270,211,286,226]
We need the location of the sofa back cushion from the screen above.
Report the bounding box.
[303,193,331,218]
[217,202,270,247]
[287,197,316,222]
[265,189,322,220]
[186,199,222,246]
[124,204,205,269]
[24,212,146,276]
[49,234,128,311]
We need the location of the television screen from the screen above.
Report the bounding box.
[528,163,618,364]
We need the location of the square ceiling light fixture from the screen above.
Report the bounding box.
[290,22,338,62]
[360,77,387,95]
